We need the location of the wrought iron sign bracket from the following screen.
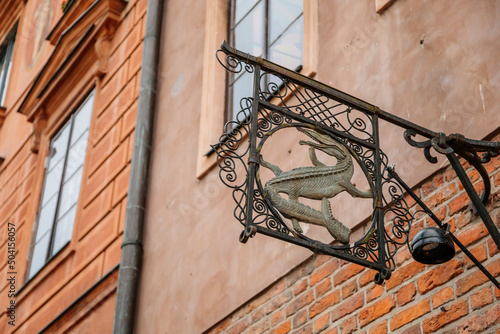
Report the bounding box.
[212,41,500,287]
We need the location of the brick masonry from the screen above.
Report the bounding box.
[205,134,500,334]
[0,0,145,331]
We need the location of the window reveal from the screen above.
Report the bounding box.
[0,25,17,106]
[28,91,95,279]
[228,0,303,123]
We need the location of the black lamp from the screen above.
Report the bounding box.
[411,225,455,264]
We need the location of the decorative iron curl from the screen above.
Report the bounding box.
[404,129,439,164]
[383,232,398,271]
[354,244,379,263]
[256,108,294,139]
[232,187,247,224]
[257,118,272,135]
[379,158,416,269]
[259,79,375,143]
[259,72,289,100]
[341,140,377,188]
[253,195,266,214]
[270,110,285,125]
[344,108,374,142]
[218,156,238,184]
[214,110,251,190]
[214,133,249,190]
[223,97,253,132]
[216,50,254,75]
[211,97,254,231]
[344,238,379,263]
[254,159,291,235]
[365,234,379,252]
[266,216,289,234]
[382,182,413,245]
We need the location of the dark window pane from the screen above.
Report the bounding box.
[231,71,253,123]
[0,34,14,105]
[35,195,58,241]
[234,1,264,57]
[0,50,12,104]
[0,50,6,77]
[0,52,7,104]
[65,132,88,181]
[235,0,260,24]
[48,123,70,171]
[270,15,303,69]
[41,159,64,206]
[269,0,303,44]
[52,205,77,255]
[71,93,94,146]
[58,167,83,218]
[28,232,51,278]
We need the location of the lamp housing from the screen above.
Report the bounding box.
[411,226,455,265]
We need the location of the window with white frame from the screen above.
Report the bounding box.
[228,0,303,123]
[28,91,95,279]
[0,24,17,106]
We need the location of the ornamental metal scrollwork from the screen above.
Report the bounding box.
[212,41,500,286]
[216,49,254,75]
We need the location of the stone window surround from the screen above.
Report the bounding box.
[19,79,98,297]
[196,0,319,179]
[27,89,95,280]
[0,24,17,107]
[16,0,126,300]
[227,0,304,125]
[376,0,397,13]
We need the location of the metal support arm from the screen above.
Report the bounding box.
[213,41,500,286]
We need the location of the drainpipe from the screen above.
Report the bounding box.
[112,0,163,332]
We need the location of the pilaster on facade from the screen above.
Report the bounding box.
[0,0,145,332]
[19,0,128,122]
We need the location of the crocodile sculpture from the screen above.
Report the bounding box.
[259,128,372,244]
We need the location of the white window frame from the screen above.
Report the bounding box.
[27,90,95,279]
[0,24,17,106]
[227,0,304,124]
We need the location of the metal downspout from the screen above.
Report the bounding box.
[112,0,163,332]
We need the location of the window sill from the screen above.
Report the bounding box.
[376,0,397,13]
[16,242,73,298]
[0,106,6,129]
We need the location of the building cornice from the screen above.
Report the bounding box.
[0,0,22,38]
[18,0,127,125]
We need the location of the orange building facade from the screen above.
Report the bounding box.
[135,0,500,333]
[0,0,499,333]
[0,0,144,332]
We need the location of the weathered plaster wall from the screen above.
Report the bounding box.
[317,0,499,182]
[0,0,146,332]
[138,0,500,333]
[203,148,500,333]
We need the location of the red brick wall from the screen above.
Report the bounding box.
[205,134,500,334]
[0,0,146,332]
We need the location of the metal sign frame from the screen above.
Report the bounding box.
[212,41,500,285]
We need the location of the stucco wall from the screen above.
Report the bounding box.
[0,0,145,332]
[202,147,500,333]
[137,0,500,333]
